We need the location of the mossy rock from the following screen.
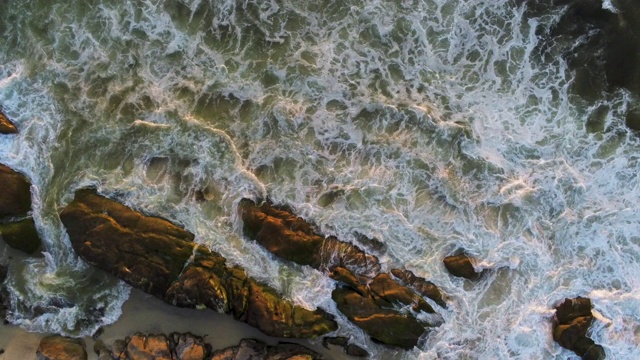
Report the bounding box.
[0,217,41,254]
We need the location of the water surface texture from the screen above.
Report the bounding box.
[1,0,639,358]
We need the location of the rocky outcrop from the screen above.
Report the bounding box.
[95,333,210,360]
[0,110,17,134]
[60,189,336,339]
[0,164,42,254]
[210,339,323,360]
[552,297,606,360]
[443,253,483,280]
[36,336,87,360]
[239,198,444,349]
[238,198,380,277]
[330,267,435,349]
[391,269,447,308]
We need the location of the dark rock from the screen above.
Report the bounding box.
[443,253,483,280]
[36,336,87,360]
[322,337,369,358]
[0,110,17,134]
[346,344,369,358]
[0,164,32,218]
[210,339,323,360]
[332,286,426,350]
[0,217,42,254]
[238,198,380,277]
[329,266,435,349]
[60,189,336,339]
[92,340,112,360]
[391,269,447,308]
[552,297,605,360]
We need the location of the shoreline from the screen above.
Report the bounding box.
[0,287,357,360]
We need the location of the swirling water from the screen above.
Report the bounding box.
[1,0,639,358]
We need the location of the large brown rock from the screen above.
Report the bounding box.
[210,339,323,360]
[36,336,87,360]
[238,199,380,277]
[391,269,447,308]
[0,110,17,134]
[443,253,483,280]
[60,189,336,339]
[0,164,32,218]
[552,297,605,360]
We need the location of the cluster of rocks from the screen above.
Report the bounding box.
[239,199,449,349]
[36,333,325,360]
[0,154,607,358]
[59,189,337,339]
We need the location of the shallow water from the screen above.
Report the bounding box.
[1,0,640,358]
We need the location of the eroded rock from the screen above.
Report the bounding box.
[36,336,87,360]
[552,297,606,360]
[238,198,380,277]
[391,269,447,308]
[443,253,483,280]
[330,267,436,349]
[60,189,336,339]
[322,336,369,358]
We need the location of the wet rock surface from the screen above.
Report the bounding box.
[391,268,447,308]
[238,198,380,277]
[552,297,606,360]
[60,189,336,339]
[331,268,434,349]
[0,110,17,134]
[239,198,444,349]
[443,253,483,280]
[36,335,87,360]
[0,164,42,254]
[322,336,369,358]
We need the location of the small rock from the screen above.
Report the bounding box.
[36,336,87,360]
[0,110,17,134]
[443,253,483,280]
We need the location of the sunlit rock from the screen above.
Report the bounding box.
[60,189,337,339]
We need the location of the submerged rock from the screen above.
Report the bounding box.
[238,198,380,277]
[552,297,606,360]
[60,189,336,339]
[36,336,87,360]
[0,164,32,218]
[0,110,17,134]
[391,268,447,308]
[0,164,42,254]
[210,339,323,360]
[443,253,484,280]
[0,217,42,254]
[322,336,369,358]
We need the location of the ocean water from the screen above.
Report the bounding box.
[1,0,639,358]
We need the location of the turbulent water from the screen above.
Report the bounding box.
[1,0,640,358]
